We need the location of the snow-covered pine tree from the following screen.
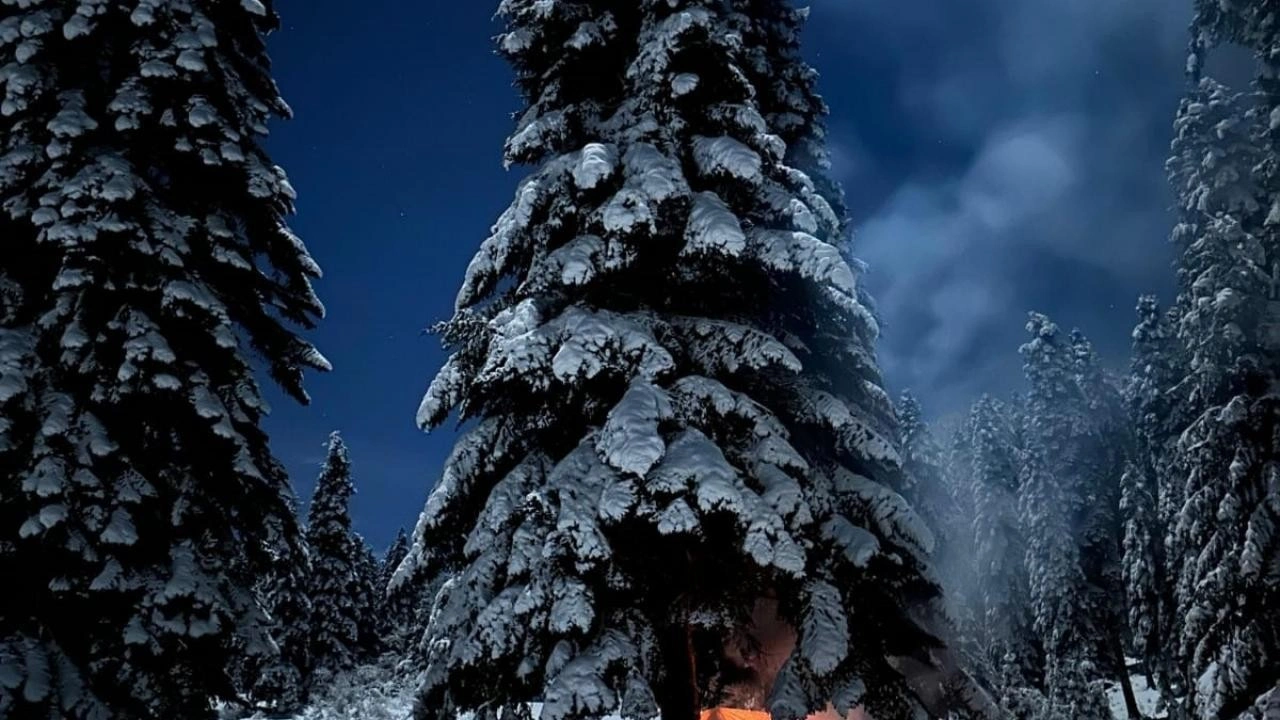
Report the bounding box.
[1120,295,1185,700]
[380,528,409,598]
[353,536,383,659]
[895,391,954,544]
[962,395,1041,693]
[1018,314,1122,719]
[1066,329,1143,720]
[1162,64,1280,720]
[895,391,988,688]
[728,1,847,235]
[306,433,370,676]
[931,405,986,678]
[379,528,419,654]
[401,3,957,720]
[0,1,326,717]
[246,536,313,715]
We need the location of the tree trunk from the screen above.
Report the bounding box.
[1112,631,1144,719]
[657,611,700,720]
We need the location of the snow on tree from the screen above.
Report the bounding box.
[353,537,383,659]
[894,391,989,688]
[306,433,376,676]
[245,536,314,714]
[1172,396,1280,720]
[379,528,420,653]
[381,529,410,600]
[728,1,847,235]
[0,1,326,717]
[1161,68,1280,720]
[1018,314,1132,719]
[1233,685,1280,720]
[1166,78,1271,410]
[399,3,963,720]
[958,395,1042,693]
[895,391,955,545]
[1120,295,1186,700]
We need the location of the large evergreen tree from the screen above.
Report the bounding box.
[306,433,373,676]
[245,537,313,715]
[0,1,325,717]
[352,536,383,659]
[400,3,977,720]
[895,391,987,690]
[963,395,1041,693]
[895,391,955,547]
[1162,53,1280,719]
[379,528,419,654]
[1120,295,1185,703]
[1018,314,1125,719]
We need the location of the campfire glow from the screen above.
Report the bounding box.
[711,598,868,720]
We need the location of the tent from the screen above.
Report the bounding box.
[700,709,772,720]
[699,708,866,720]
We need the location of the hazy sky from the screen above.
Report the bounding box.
[261,0,1197,550]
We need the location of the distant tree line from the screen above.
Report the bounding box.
[891,2,1280,716]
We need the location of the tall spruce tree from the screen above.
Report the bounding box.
[963,395,1041,693]
[306,433,371,676]
[934,404,986,680]
[896,391,985,686]
[1120,295,1185,702]
[379,528,419,654]
[352,537,383,659]
[380,528,409,597]
[1162,49,1280,718]
[247,538,313,715]
[399,3,979,720]
[895,391,954,545]
[1068,329,1143,720]
[1018,314,1125,719]
[0,1,325,718]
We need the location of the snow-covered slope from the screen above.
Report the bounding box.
[237,658,1185,720]
[1103,672,1168,720]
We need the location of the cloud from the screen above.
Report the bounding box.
[808,0,1191,416]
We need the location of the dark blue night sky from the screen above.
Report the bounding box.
[260,0,1200,551]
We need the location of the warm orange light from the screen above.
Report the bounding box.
[700,708,772,720]
[712,597,870,720]
[699,706,867,720]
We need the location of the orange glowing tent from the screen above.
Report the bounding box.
[700,709,772,720]
[699,707,868,720]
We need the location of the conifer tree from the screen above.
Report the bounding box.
[729,1,847,232]
[896,391,954,544]
[963,396,1041,692]
[1162,62,1280,720]
[247,539,313,715]
[1018,314,1125,719]
[1067,329,1142,719]
[306,433,368,676]
[379,528,419,653]
[381,528,409,594]
[935,406,985,671]
[401,3,963,720]
[353,537,383,658]
[1120,296,1184,699]
[896,391,985,684]
[0,1,325,717]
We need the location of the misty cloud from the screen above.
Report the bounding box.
[806,0,1193,416]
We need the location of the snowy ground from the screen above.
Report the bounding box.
[242,662,1167,720]
[1103,664,1169,719]
[237,662,416,720]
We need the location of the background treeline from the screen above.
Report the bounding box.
[234,432,430,716]
[894,3,1280,711]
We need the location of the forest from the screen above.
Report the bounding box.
[0,1,1277,720]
